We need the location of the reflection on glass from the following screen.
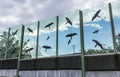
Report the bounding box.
[5,26,22,59]
[58,10,80,55]
[83,4,114,55]
[0,28,9,59]
[112,1,120,52]
[38,17,56,57]
[23,22,37,59]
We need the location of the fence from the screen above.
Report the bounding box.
[0,1,120,77]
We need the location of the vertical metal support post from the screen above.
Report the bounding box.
[5,28,10,59]
[56,16,59,56]
[15,25,24,77]
[79,10,85,77]
[108,3,117,52]
[55,16,59,70]
[36,21,40,58]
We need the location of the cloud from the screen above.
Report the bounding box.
[59,23,79,31]
[111,1,120,18]
[83,5,109,22]
[84,23,103,29]
[83,0,106,9]
[0,16,20,24]
[105,0,117,4]
[58,11,80,31]
[0,0,118,29]
[82,0,119,23]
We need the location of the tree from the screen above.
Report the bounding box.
[116,33,120,52]
[0,31,31,59]
[86,49,106,55]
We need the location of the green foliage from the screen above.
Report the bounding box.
[85,49,105,55]
[0,31,31,59]
[116,33,120,51]
[85,48,114,55]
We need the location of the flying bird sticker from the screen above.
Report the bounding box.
[27,28,33,33]
[23,39,30,46]
[92,39,104,49]
[12,29,18,36]
[65,33,77,40]
[25,48,34,53]
[92,9,101,21]
[65,33,77,45]
[93,30,99,34]
[67,39,71,45]
[65,17,72,25]
[42,45,52,52]
[44,22,54,29]
[46,36,50,40]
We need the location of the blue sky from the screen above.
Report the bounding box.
[0,0,119,58]
[83,1,120,50]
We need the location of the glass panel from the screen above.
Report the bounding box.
[38,17,56,58]
[83,4,114,55]
[0,28,8,59]
[22,22,38,59]
[6,26,22,59]
[112,1,120,52]
[58,10,80,55]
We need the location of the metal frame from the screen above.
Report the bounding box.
[0,3,118,77]
[4,28,10,59]
[108,3,117,53]
[79,10,85,77]
[36,21,40,58]
[15,25,25,77]
[56,16,59,56]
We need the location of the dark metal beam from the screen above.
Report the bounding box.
[5,28,10,59]
[108,3,117,52]
[36,21,40,58]
[56,16,59,56]
[15,25,25,77]
[79,10,85,77]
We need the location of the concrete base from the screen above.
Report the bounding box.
[0,70,120,77]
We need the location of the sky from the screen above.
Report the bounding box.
[0,0,119,58]
[0,0,117,29]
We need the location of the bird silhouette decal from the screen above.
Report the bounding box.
[44,22,54,41]
[12,29,18,36]
[42,45,52,52]
[65,33,77,45]
[92,9,101,21]
[46,36,50,40]
[67,39,71,45]
[93,30,99,34]
[65,17,72,25]
[25,48,34,53]
[44,22,54,29]
[23,39,30,46]
[92,39,104,49]
[27,28,33,33]
[66,33,77,40]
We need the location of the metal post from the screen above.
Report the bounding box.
[56,16,59,56]
[79,10,85,77]
[55,16,59,70]
[5,28,10,59]
[108,3,117,52]
[36,21,40,58]
[15,25,25,77]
